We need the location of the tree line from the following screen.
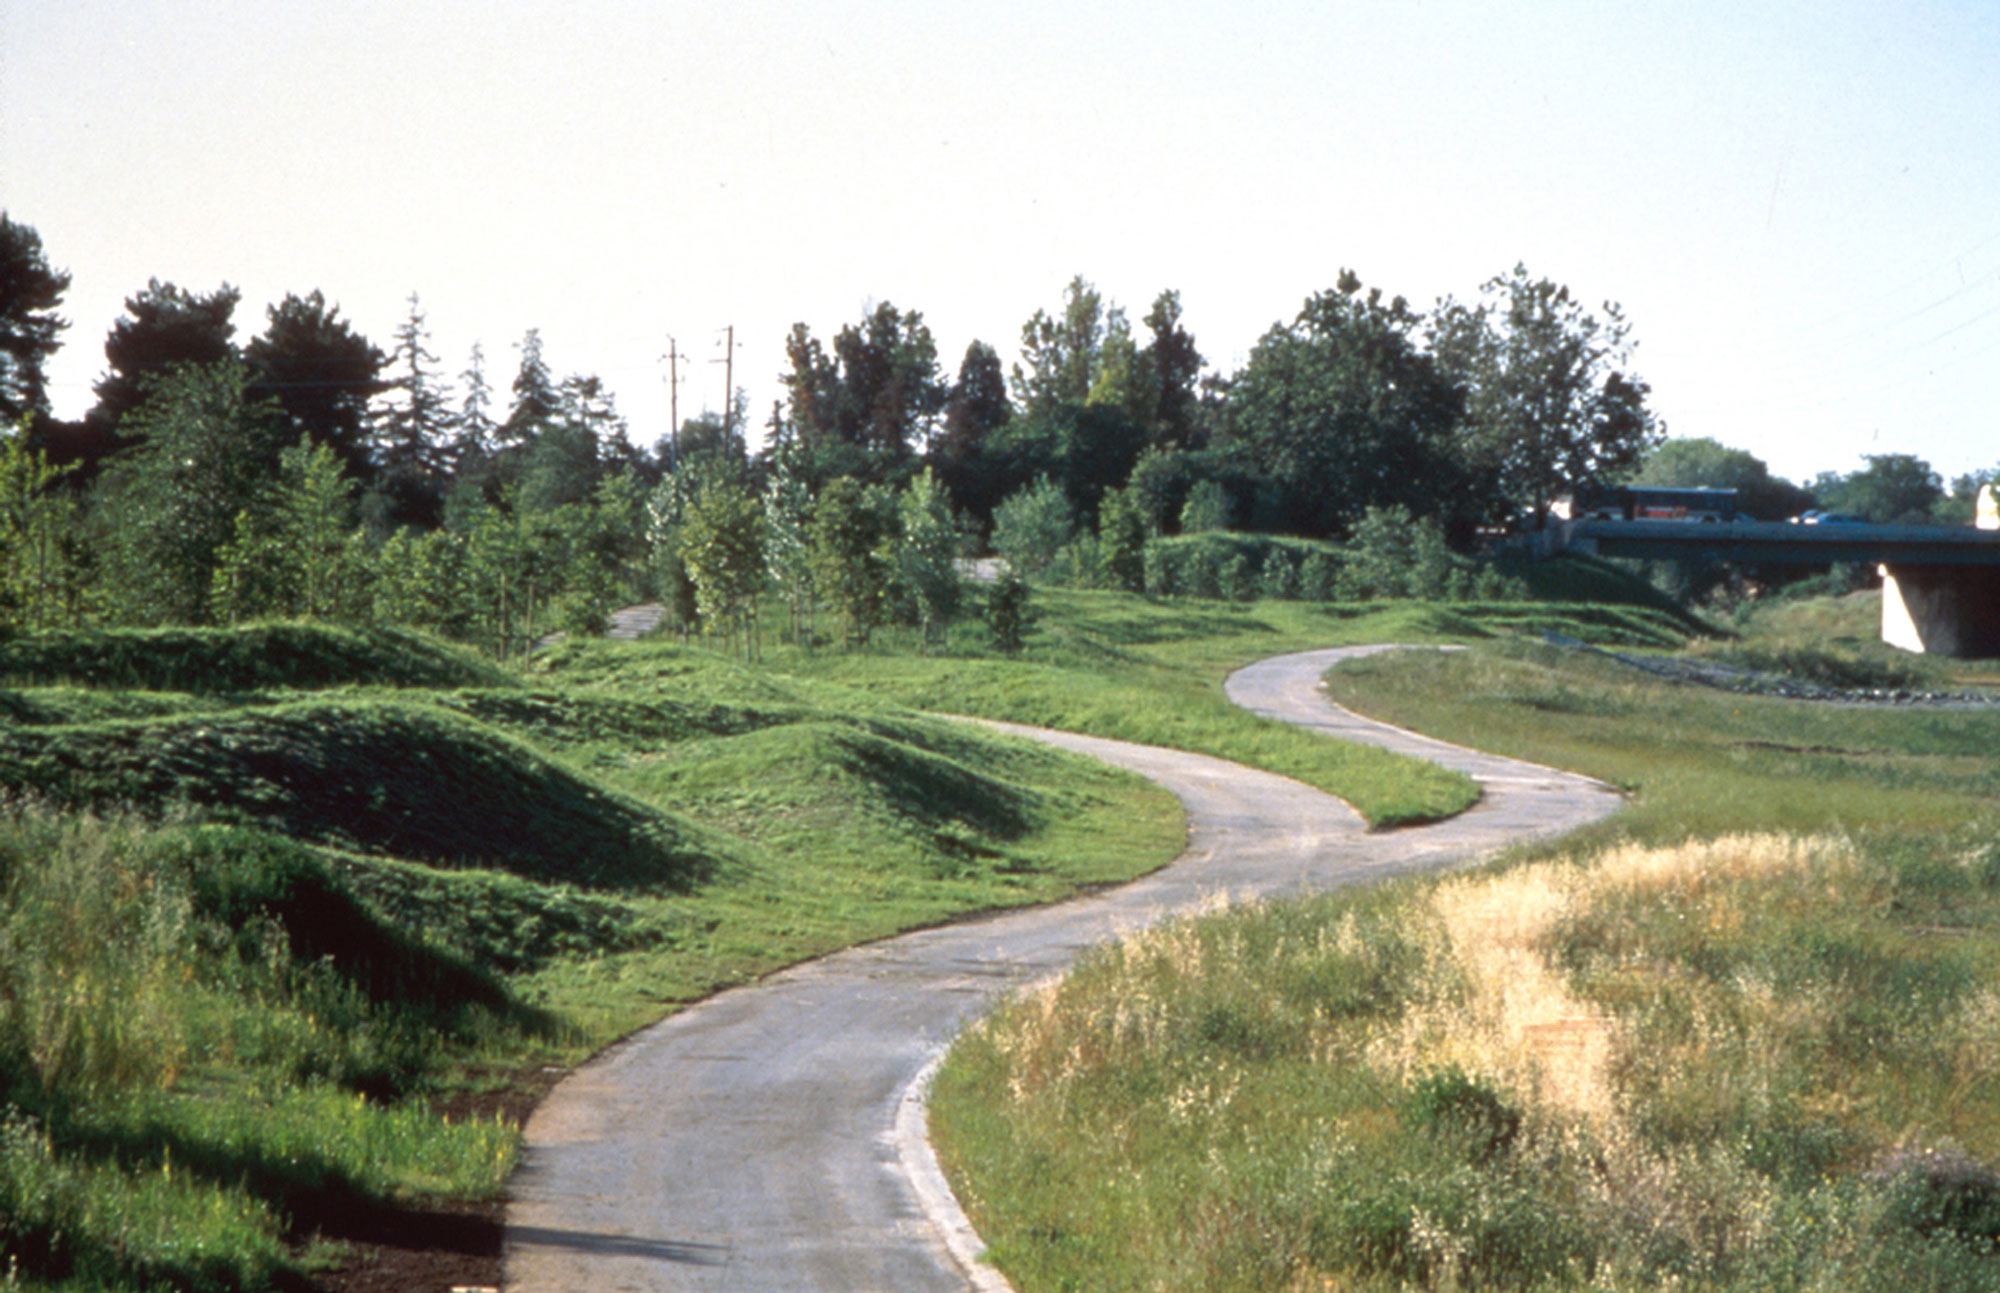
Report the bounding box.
[2,210,1984,650]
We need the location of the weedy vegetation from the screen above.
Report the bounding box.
[935,588,2000,1291]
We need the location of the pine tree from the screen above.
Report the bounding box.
[0,213,71,425]
[371,293,452,526]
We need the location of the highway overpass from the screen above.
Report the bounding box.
[1530,518,2000,658]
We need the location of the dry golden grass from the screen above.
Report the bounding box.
[1377,834,1850,1133]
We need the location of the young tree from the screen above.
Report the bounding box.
[0,213,71,425]
[94,360,285,624]
[809,475,895,646]
[990,476,1076,578]
[984,568,1033,653]
[763,443,818,644]
[895,468,961,649]
[210,436,367,622]
[1095,484,1147,593]
[244,290,388,485]
[1179,478,1231,533]
[0,428,87,631]
[678,475,767,658]
[1430,264,1662,523]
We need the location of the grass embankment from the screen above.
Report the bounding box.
[770,562,1697,828]
[936,606,2000,1290]
[0,622,1182,1289]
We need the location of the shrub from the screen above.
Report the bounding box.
[985,570,1033,653]
[1259,550,1300,600]
[991,477,1076,579]
[1300,549,1340,601]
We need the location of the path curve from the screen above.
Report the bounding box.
[504,647,1620,1290]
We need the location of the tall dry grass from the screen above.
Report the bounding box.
[936,831,2000,1290]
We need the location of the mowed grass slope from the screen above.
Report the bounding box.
[936,605,2000,1291]
[0,621,1183,1290]
[768,577,1696,830]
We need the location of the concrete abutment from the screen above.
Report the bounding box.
[1880,564,2000,658]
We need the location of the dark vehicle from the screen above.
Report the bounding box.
[1573,486,1738,523]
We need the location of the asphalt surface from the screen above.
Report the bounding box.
[503,646,1622,1291]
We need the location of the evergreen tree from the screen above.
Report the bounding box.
[370,293,452,527]
[452,341,498,470]
[938,340,1012,466]
[0,213,71,425]
[1133,290,1203,448]
[244,290,387,483]
[501,327,561,449]
[89,279,241,435]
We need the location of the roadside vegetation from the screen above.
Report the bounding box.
[935,590,2000,1291]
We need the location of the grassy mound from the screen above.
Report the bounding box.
[1496,551,1715,630]
[0,701,725,889]
[0,622,507,693]
[627,721,1045,846]
[435,687,808,752]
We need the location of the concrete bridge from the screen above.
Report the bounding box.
[1532,517,2000,658]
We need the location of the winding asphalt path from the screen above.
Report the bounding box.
[503,646,1621,1290]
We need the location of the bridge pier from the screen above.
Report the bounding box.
[1880,564,2000,658]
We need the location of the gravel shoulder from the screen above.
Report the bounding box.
[503,646,1622,1290]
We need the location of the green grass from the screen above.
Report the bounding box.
[935,593,2000,1291]
[0,620,1188,1289]
[1322,637,2000,845]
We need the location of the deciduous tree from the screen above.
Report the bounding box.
[1430,264,1662,523]
[94,360,284,624]
[809,476,895,646]
[1229,272,1468,537]
[895,468,960,649]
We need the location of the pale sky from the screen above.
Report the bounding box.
[4,0,1997,485]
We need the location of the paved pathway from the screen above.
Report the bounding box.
[504,646,1620,1290]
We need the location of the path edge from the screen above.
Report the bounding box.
[894,1045,1018,1293]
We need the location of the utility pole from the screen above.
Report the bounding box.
[712,325,736,438]
[661,337,685,471]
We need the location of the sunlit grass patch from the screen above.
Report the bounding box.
[939,828,2000,1289]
